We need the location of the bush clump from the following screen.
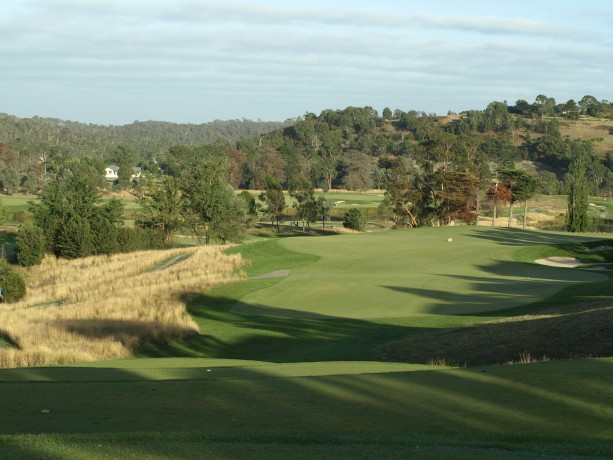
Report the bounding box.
[2,271,26,303]
[343,208,367,231]
[0,261,26,303]
[15,223,46,266]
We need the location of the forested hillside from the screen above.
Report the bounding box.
[232,95,613,196]
[0,95,612,200]
[0,114,288,193]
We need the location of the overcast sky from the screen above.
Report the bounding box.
[1,0,612,125]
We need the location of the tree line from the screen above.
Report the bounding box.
[0,115,288,195]
[4,94,609,267]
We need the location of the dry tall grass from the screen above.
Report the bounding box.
[0,246,245,368]
[559,118,613,156]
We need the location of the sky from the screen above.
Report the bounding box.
[1,0,612,125]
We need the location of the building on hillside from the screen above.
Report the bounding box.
[105,165,142,181]
[105,165,119,180]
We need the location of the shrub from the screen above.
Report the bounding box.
[12,210,32,223]
[118,227,167,252]
[0,261,26,303]
[457,210,478,225]
[343,208,367,231]
[15,223,46,266]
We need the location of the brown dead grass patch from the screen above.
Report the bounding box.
[0,246,245,368]
[558,118,613,156]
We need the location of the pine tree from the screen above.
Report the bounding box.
[15,223,46,266]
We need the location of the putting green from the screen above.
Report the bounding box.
[234,227,607,319]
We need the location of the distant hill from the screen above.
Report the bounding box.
[1,96,613,197]
[0,113,290,161]
[236,98,613,194]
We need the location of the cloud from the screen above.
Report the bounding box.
[1,0,611,124]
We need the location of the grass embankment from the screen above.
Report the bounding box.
[0,246,244,368]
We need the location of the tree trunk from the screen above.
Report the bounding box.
[508,202,514,228]
[523,200,528,229]
[492,199,497,226]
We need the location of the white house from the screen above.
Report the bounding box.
[105,165,142,181]
[105,164,119,180]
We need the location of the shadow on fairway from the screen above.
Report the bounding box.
[1,357,613,459]
[383,258,610,317]
[467,227,608,247]
[139,292,414,362]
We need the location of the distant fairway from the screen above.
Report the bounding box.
[234,227,607,318]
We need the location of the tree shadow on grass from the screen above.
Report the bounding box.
[378,252,613,365]
[139,292,414,363]
[55,318,196,347]
[137,251,611,363]
[466,227,610,247]
[383,258,610,317]
[380,305,613,366]
[1,354,613,460]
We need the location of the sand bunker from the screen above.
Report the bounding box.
[534,257,582,268]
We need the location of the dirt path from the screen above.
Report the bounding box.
[250,270,290,280]
[151,253,192,271]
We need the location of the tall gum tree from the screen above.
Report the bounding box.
[498,169,539,228]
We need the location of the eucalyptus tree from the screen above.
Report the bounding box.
[316,196,331,229]
[342,150,377,191]
[290,179,318,231]
[380,159,424,228]
[180,154,247,244]
[259,176,286,232]
[138,175,184,243]
[435,170,480,225]
[318,144,342,192]
[238,190,259,227]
